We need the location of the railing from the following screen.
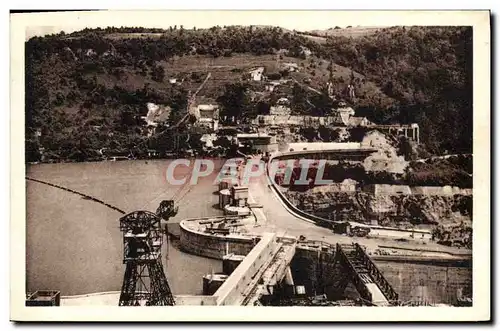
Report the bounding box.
[354,243,399,302]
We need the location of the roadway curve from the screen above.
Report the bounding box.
[246,158,384,250]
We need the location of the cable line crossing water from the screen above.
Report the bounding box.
[26,176,127,214]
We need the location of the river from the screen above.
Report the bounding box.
[26,159,225,296]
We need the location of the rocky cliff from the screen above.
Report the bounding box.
[284,189,472,228]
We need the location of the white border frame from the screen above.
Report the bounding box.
[10,10,491,322]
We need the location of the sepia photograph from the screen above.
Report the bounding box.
[10,9,490,322]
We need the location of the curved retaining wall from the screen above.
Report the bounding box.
[267,154,435,236]
[179,218,258,260]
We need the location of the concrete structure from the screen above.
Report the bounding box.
[179,217,257,259]
[411,186,472,196]
[203,273,228,295]
[363,184,472,196]
[365,123,420,144]
[213,233,298,306]
[269,98,291,116]
[61,292,219,306]
[219,176,236,191]
[195,104,219,131]
[214,233,277,305]
[285,142,362,152]
[224,205,251,216]
[363,184,413,196]
[275,148,378,162]
[269,105,292,116]
[223,253,245,275]
[231,185,249,207]
[219,188,231,209]
[367,226,432,241]
[310,179,358,193]
[253,115,346,127]
[237,133,278,153]
[281,62,299,72]
[26,290,61,306]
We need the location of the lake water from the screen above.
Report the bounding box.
[26,159,225,296]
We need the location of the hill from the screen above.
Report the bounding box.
[316,26,473,154]
[301,26,384,39]
[25,25,472,162]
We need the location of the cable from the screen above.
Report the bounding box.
[26,176,126,214]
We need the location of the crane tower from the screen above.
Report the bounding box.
[118,200,178,306]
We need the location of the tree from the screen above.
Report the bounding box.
[256,101,271,115]
[217,82,252,122]
[291,83,309,114]
[168,88,189,125]
[151,64,165,82]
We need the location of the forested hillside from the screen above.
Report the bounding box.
[317,26,473,154]
[25,25,472,162]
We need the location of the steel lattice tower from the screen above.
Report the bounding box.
[118,204,176,306]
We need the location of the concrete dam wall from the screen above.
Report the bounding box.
[290,248,471,305]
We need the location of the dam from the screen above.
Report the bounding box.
[26,153,472,307]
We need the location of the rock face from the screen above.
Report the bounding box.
[284,189,472,228]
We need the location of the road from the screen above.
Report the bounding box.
[246,170,387,250]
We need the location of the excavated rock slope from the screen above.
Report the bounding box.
[284,190,471,228]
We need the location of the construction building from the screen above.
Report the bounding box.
[236,133,278,154]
